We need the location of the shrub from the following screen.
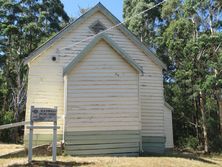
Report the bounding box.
[209,135,222,153]
[185,136,199,150]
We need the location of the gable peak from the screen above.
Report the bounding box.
[63,33,143,75]
[95,2,105,8]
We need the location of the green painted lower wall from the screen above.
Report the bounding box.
[23,133,166,155]
[142,136,166,154]
[165,148,173,153]
[65,130,140,156]
[24,134,63,147]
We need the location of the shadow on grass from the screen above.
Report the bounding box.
[142,152,217,165]
[8,160,95,167]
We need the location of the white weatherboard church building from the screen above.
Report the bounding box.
[24,3,174,155]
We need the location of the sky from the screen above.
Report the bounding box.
[61,0,123,21]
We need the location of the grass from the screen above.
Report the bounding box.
[0,144,24,156]
[0,154,222,167]
[0,144,222,167]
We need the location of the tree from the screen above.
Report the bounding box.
[123,0,164,45]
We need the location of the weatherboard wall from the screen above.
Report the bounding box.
[164,104,174,149]
[24,10,165,152]
[64,40,140,155]
[65,40,140,132]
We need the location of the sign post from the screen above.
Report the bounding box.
[28,106,59,163]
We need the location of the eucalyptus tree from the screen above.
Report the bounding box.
[123,0,164,45]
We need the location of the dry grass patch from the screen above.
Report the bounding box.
[0,145,221,167]
[0,155,221,167]
[0,144,24,156]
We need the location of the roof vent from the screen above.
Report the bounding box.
[89,20,106,34]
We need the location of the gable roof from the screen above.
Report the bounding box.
[63,33,143,76]
[24,2,166,69]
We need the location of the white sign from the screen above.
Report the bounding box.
[28,106,59,163]
[31,107,57,122]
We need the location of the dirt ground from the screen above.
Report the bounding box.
[0,144,222,167]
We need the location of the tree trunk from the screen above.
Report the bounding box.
[194,98,199,141]
[1,96,7,113]
[199,92,209,153]
[14,107,20,143]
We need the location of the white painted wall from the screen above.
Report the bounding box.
[65,40,139,132]
[164,104,174,148]
[25,11,164,138]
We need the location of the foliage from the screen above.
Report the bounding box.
[0,111,15,143]
[185,136,199,150]
[123,0,164,45]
